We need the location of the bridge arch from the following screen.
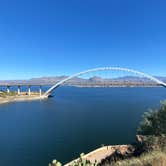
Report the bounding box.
[43,67,166,97]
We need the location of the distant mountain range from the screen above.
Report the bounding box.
[0,76,166,86]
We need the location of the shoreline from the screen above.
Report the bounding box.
[64,145,131,166]
[0,95,47,105]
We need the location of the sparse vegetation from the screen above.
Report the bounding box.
[0,91,17,98]
[49,153,98,166]
[105,149,166,166]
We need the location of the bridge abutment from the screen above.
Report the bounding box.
[39,86,42,96]
[6,86,10,93]
[28,85,31,96]
[17,85,21,95]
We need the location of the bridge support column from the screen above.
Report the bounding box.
[6,85,10,93]
[18,85,21,95]
[28,85,31,96]
[39,85,42,96]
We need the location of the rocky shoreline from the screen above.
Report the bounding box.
[64,145,132,166]
[63,135,166,166]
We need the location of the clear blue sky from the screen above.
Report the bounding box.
[0,0,166,80]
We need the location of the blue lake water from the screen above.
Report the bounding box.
[0,87,165,166]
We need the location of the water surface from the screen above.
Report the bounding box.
[0,87,165,166]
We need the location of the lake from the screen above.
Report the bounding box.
[0,87,165,166]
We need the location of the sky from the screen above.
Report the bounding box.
[0,0,166,80]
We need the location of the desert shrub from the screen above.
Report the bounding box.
[137,101,166,136]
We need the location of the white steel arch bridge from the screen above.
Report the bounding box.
[42,67,166,98]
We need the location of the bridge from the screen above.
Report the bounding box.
[0,67,166,99]
[0,84,44,96]
[42,67,166,97]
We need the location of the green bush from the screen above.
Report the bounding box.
[48,159,62,166]
[137,101,166,136]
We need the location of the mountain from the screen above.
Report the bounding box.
[89,76,104,82]
[0,76,166,85]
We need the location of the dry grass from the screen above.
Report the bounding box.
[105,149,166,166]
